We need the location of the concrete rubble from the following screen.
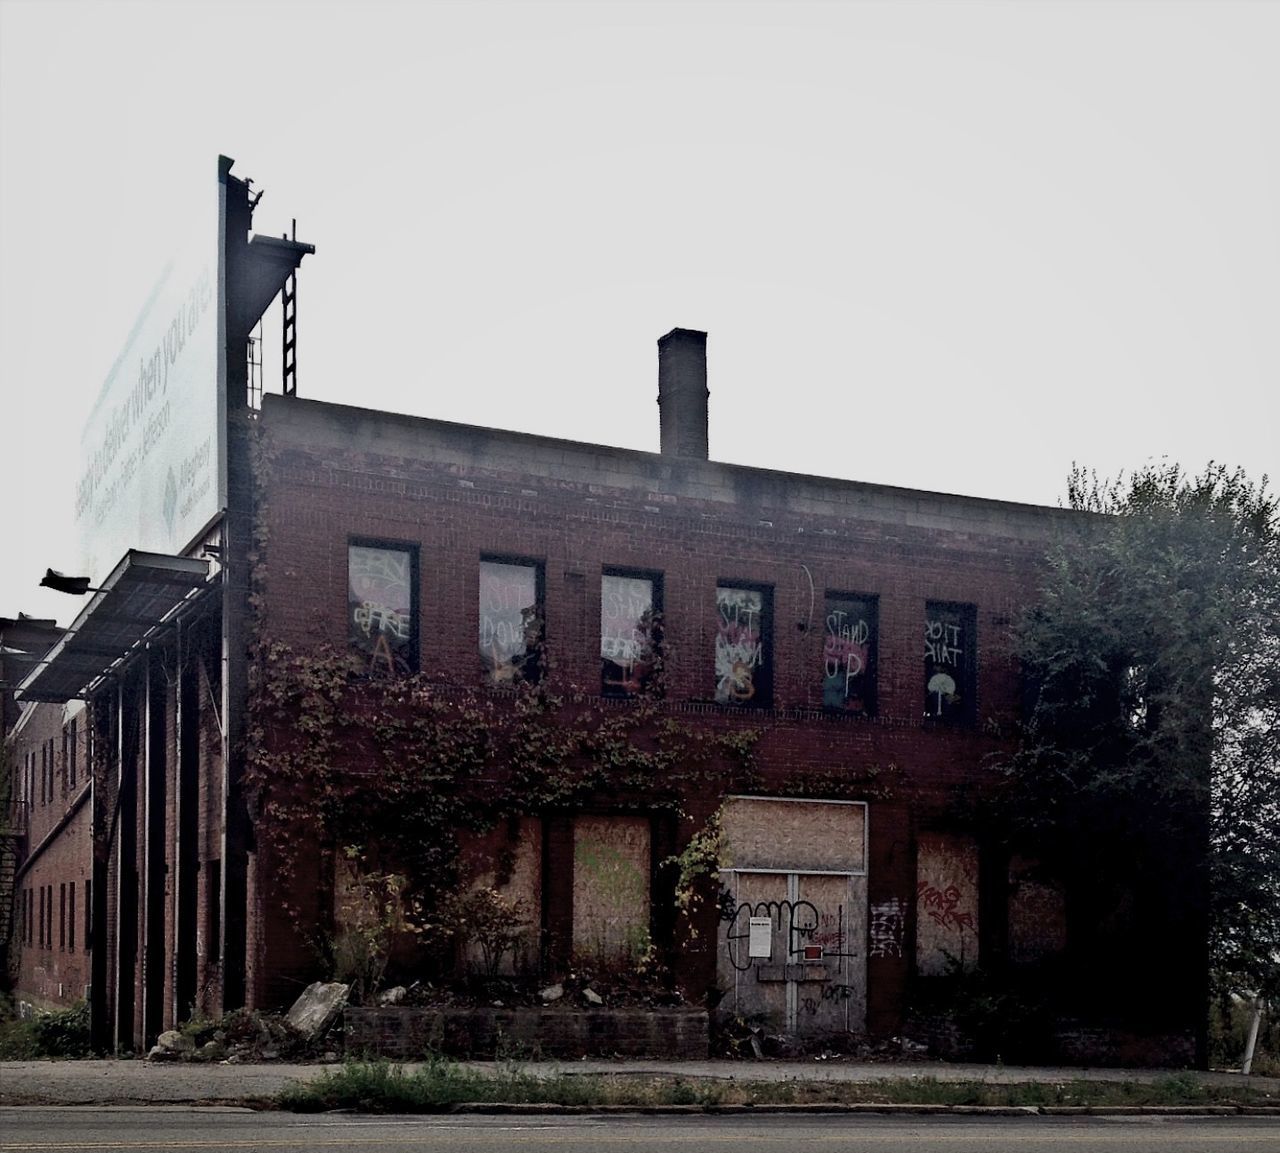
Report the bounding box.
[285,981,350,1042]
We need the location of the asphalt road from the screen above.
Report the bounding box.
[0,1109,1276,1152]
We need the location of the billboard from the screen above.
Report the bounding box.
[75,169,225,579]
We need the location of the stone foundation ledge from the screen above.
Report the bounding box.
[343,1006,709,1060]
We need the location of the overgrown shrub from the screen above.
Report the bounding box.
[0,1000,91,1059]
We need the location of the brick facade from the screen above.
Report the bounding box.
[6,698,92,1011]
[242,383,1072,1043]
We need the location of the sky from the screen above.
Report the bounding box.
[2,0,1277,626]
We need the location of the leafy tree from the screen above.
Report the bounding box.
[999,463,1279,1032]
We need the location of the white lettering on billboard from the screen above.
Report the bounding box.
[75,183,223,578]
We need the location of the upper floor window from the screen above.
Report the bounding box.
[479,559,544,685]
[924,601,977,724]
[823,593,878,714]
[715,584,772,706]
[348,542,419,676]
[601,571,661,696]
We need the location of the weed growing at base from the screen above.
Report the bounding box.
[276,1059,1275,1113]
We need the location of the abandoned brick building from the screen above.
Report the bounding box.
[3,158,1206,1064]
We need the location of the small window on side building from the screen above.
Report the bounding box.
[924,601,977,724]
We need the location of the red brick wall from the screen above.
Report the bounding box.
[249,395,1063,1028]
[10,797,92,1011]
[9,700,92,1012]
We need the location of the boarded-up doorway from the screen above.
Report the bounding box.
[717,797,868,1035]
[572,815,651,964]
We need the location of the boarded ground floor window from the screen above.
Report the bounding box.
[572,815,651,964]
[915,832,979,975]
[715,797,869,1036]
[1007,855,1067,966]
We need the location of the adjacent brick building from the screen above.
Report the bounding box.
[2,618,92,1011]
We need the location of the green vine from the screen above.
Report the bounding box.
[244,643,761,935]
[245,419,896,988]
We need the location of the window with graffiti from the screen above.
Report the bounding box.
[600,571,660,697]
[479,559,544,685]
[923,601,976,723]
[348,542,418,676]
[822,593,877,714]
[714,584,771,706]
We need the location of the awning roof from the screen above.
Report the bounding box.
[16,551,212,704]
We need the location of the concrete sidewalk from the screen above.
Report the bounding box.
[1,1058,1276,1106]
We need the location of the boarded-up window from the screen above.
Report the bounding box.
[720,797,867,873]
[459,818,543,977]
[915,832,979,975]
[572,816,651,963]
[479,559,543,685]
[601,572,659,696]
[715,584,771,706]
[348,543,418,676]
[924,602,976,724]
[1007,856,1067,966]
[823,594,877,714]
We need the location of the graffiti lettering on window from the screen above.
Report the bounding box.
[823,594,877,713]
[348,544,416,676]
[924,602,975,722]
[601,573,658,696]
[479,560,543,684]
[715,586,769,705]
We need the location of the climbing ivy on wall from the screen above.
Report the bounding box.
[243,422,899,974]
[243,642,761,929]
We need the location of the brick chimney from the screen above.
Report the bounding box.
[657,328,709,460]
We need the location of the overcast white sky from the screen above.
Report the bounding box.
[2,0,1277,626]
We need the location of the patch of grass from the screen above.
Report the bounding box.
[0,1000,91,1059]
[277,1060,1276,1114]
[854,1074,1260,1108]
[278,1060,731,1112]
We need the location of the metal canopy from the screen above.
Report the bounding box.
[16,551,211,704]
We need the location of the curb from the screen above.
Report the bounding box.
[446,1102,1280,1117]
[3,1096,1277,1116]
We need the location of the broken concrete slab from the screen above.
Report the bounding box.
[157,1030,194,1053]
[284,981,350,1041]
